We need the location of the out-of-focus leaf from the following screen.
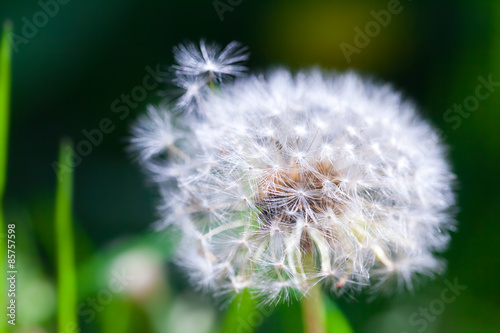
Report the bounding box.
[278,301,303,333]
[324,296,353,333]
[77,230,176,297]
[220,290,259,333]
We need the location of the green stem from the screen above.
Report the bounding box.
[301,282,327,333]
[55,139,78,332]
[0,20,12,333]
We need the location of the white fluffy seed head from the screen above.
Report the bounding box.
[131,41,455,303]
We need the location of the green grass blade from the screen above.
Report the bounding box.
[55,139,78,332]
[0,20,12,333]
[0,20,11,201]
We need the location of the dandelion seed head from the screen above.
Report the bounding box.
[131,41,456,303]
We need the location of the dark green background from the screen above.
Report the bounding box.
[1,0,499,332]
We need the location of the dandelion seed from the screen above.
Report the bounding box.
[172,40,249,83]
[171,75,210,113]
[129,105,174,162]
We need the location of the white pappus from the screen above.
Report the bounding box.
[130,40,456,303]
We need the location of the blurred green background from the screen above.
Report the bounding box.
[1,0,499,332]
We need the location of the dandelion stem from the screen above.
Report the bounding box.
[299,239,352,332]
[300,281,326,333]
[300,251,326,333]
